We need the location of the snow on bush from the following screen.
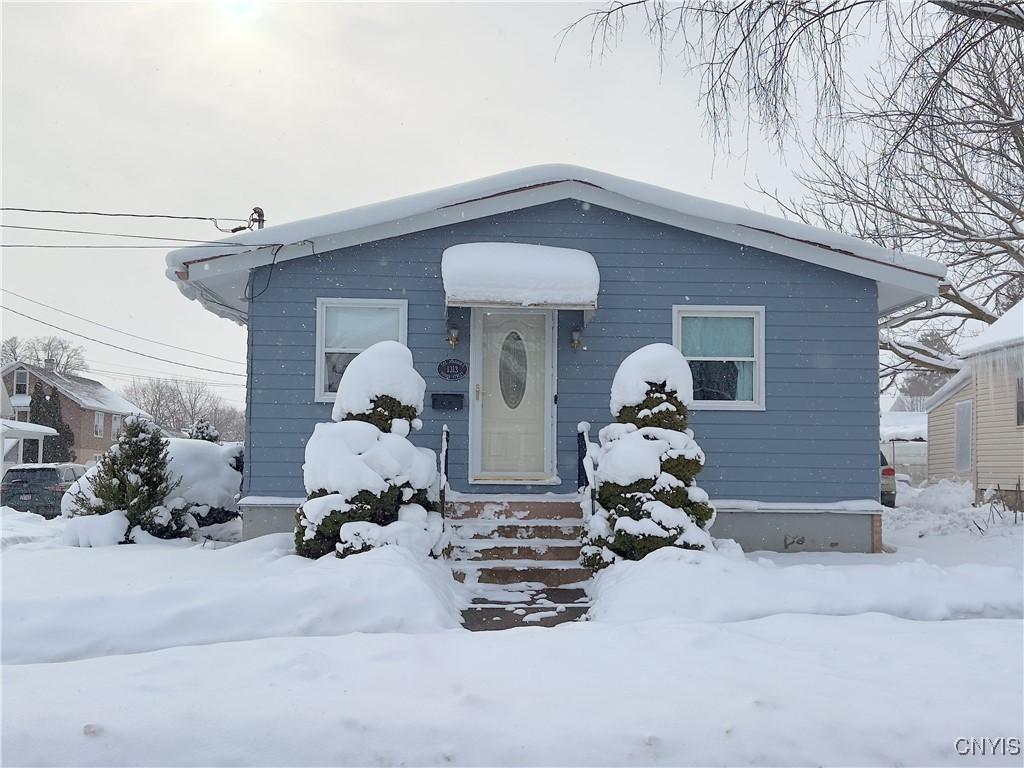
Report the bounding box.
[2,534,465,665]
[587,545,1023,623]
[62,433,243,543]
[182,417,220,443]
[581,344,714,570]
[296,341,446,560]
[331,340,426,428]
[64,416,192,543]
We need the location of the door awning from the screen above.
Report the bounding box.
[441,242,600,309]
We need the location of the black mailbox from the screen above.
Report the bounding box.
[431,393,464,411]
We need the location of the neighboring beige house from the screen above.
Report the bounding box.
[926,301,1024,498]
[0,360,150,465]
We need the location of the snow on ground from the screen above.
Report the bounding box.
[3,481,1022,766]
[0,506,65,549]
[3,531,464,664]
[587,544,1020,623]
[4,614,1020,767]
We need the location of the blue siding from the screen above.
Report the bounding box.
[245,199,879,502]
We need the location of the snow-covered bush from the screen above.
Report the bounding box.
[295,341,447,560]
[581,344,715,570]
[63,435,243,541]
[67,416,191,542]
[183,417,220,443]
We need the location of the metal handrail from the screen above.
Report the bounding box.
[439,424,449,517]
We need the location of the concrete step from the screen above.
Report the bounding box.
[454,561,592,588]
[462,603,589,631]
[449,520,582,541]
[452,540,582,562]
[446,499,582,521]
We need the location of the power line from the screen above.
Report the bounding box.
[0,243,265,249]
[1,224,248,245]
[86,368,245,388]
[1,306,246,377]
[1,206,248,230]
[1,288,245,365]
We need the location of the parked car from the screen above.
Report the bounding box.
[1,463,87,519]
[880,452,896,508]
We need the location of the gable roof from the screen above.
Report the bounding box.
[1,362,152,418]
[165,164,946,324]
[959,300,1023,358]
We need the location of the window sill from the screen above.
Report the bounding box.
[688,401,765,412]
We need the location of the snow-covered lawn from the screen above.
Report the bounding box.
[2,487,1021,766]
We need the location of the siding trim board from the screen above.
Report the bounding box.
[243,199,882,509]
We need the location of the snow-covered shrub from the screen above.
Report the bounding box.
[63,434,243,541]
[165,439,242,526]
[581,343,715,570]
[183,417,220,443]
[295,341,447,560]
[67,416,191,542]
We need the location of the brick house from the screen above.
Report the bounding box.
[1,360,150,465]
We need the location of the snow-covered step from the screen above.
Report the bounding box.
[453,561,591,588]
[448,519,582,541]
[461,586,590,630]
[462,603,589,631]
[446,500,582,521]
[451,539,582,562]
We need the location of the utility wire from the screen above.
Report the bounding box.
[1,224,248,245]
[0,243,268,249]
[1,306,246,377]
[88,368,244,387]
[1,288,244,365]
[1,207,249,232]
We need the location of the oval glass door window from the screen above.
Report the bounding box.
[499,331,528,409]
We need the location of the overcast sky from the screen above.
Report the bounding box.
[2,1,805,408]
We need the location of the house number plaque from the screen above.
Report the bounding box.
[437,359,468,381]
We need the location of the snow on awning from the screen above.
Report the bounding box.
[441,242,600,309]
[0,418,58,441]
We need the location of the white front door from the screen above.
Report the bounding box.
[470,308,556,483]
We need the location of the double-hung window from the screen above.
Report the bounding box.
[111,414,123,438]
[672,305,765,409]
[94,411,105,438]
[14,369,28,395]
[315,298,408,401]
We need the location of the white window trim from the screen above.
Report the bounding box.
[14,369,28,395]
[672,304,766,411]
[314,297,409,403]
[111,414,123,438]
[94,411,105,438]
[954,399,973,473]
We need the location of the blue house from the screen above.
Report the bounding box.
[167,165,944,556]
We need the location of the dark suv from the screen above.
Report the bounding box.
[1,464,87,519]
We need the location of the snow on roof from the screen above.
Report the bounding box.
[924,367,974,413]
[959,301,1023,358]
[880,411,927,442]
[441,242,600,308]
[165,164,945,323]
[0,419,59,439]
[0,362,152,418]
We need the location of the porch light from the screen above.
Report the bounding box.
[446,326,460,349]
[571,327,583,352]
